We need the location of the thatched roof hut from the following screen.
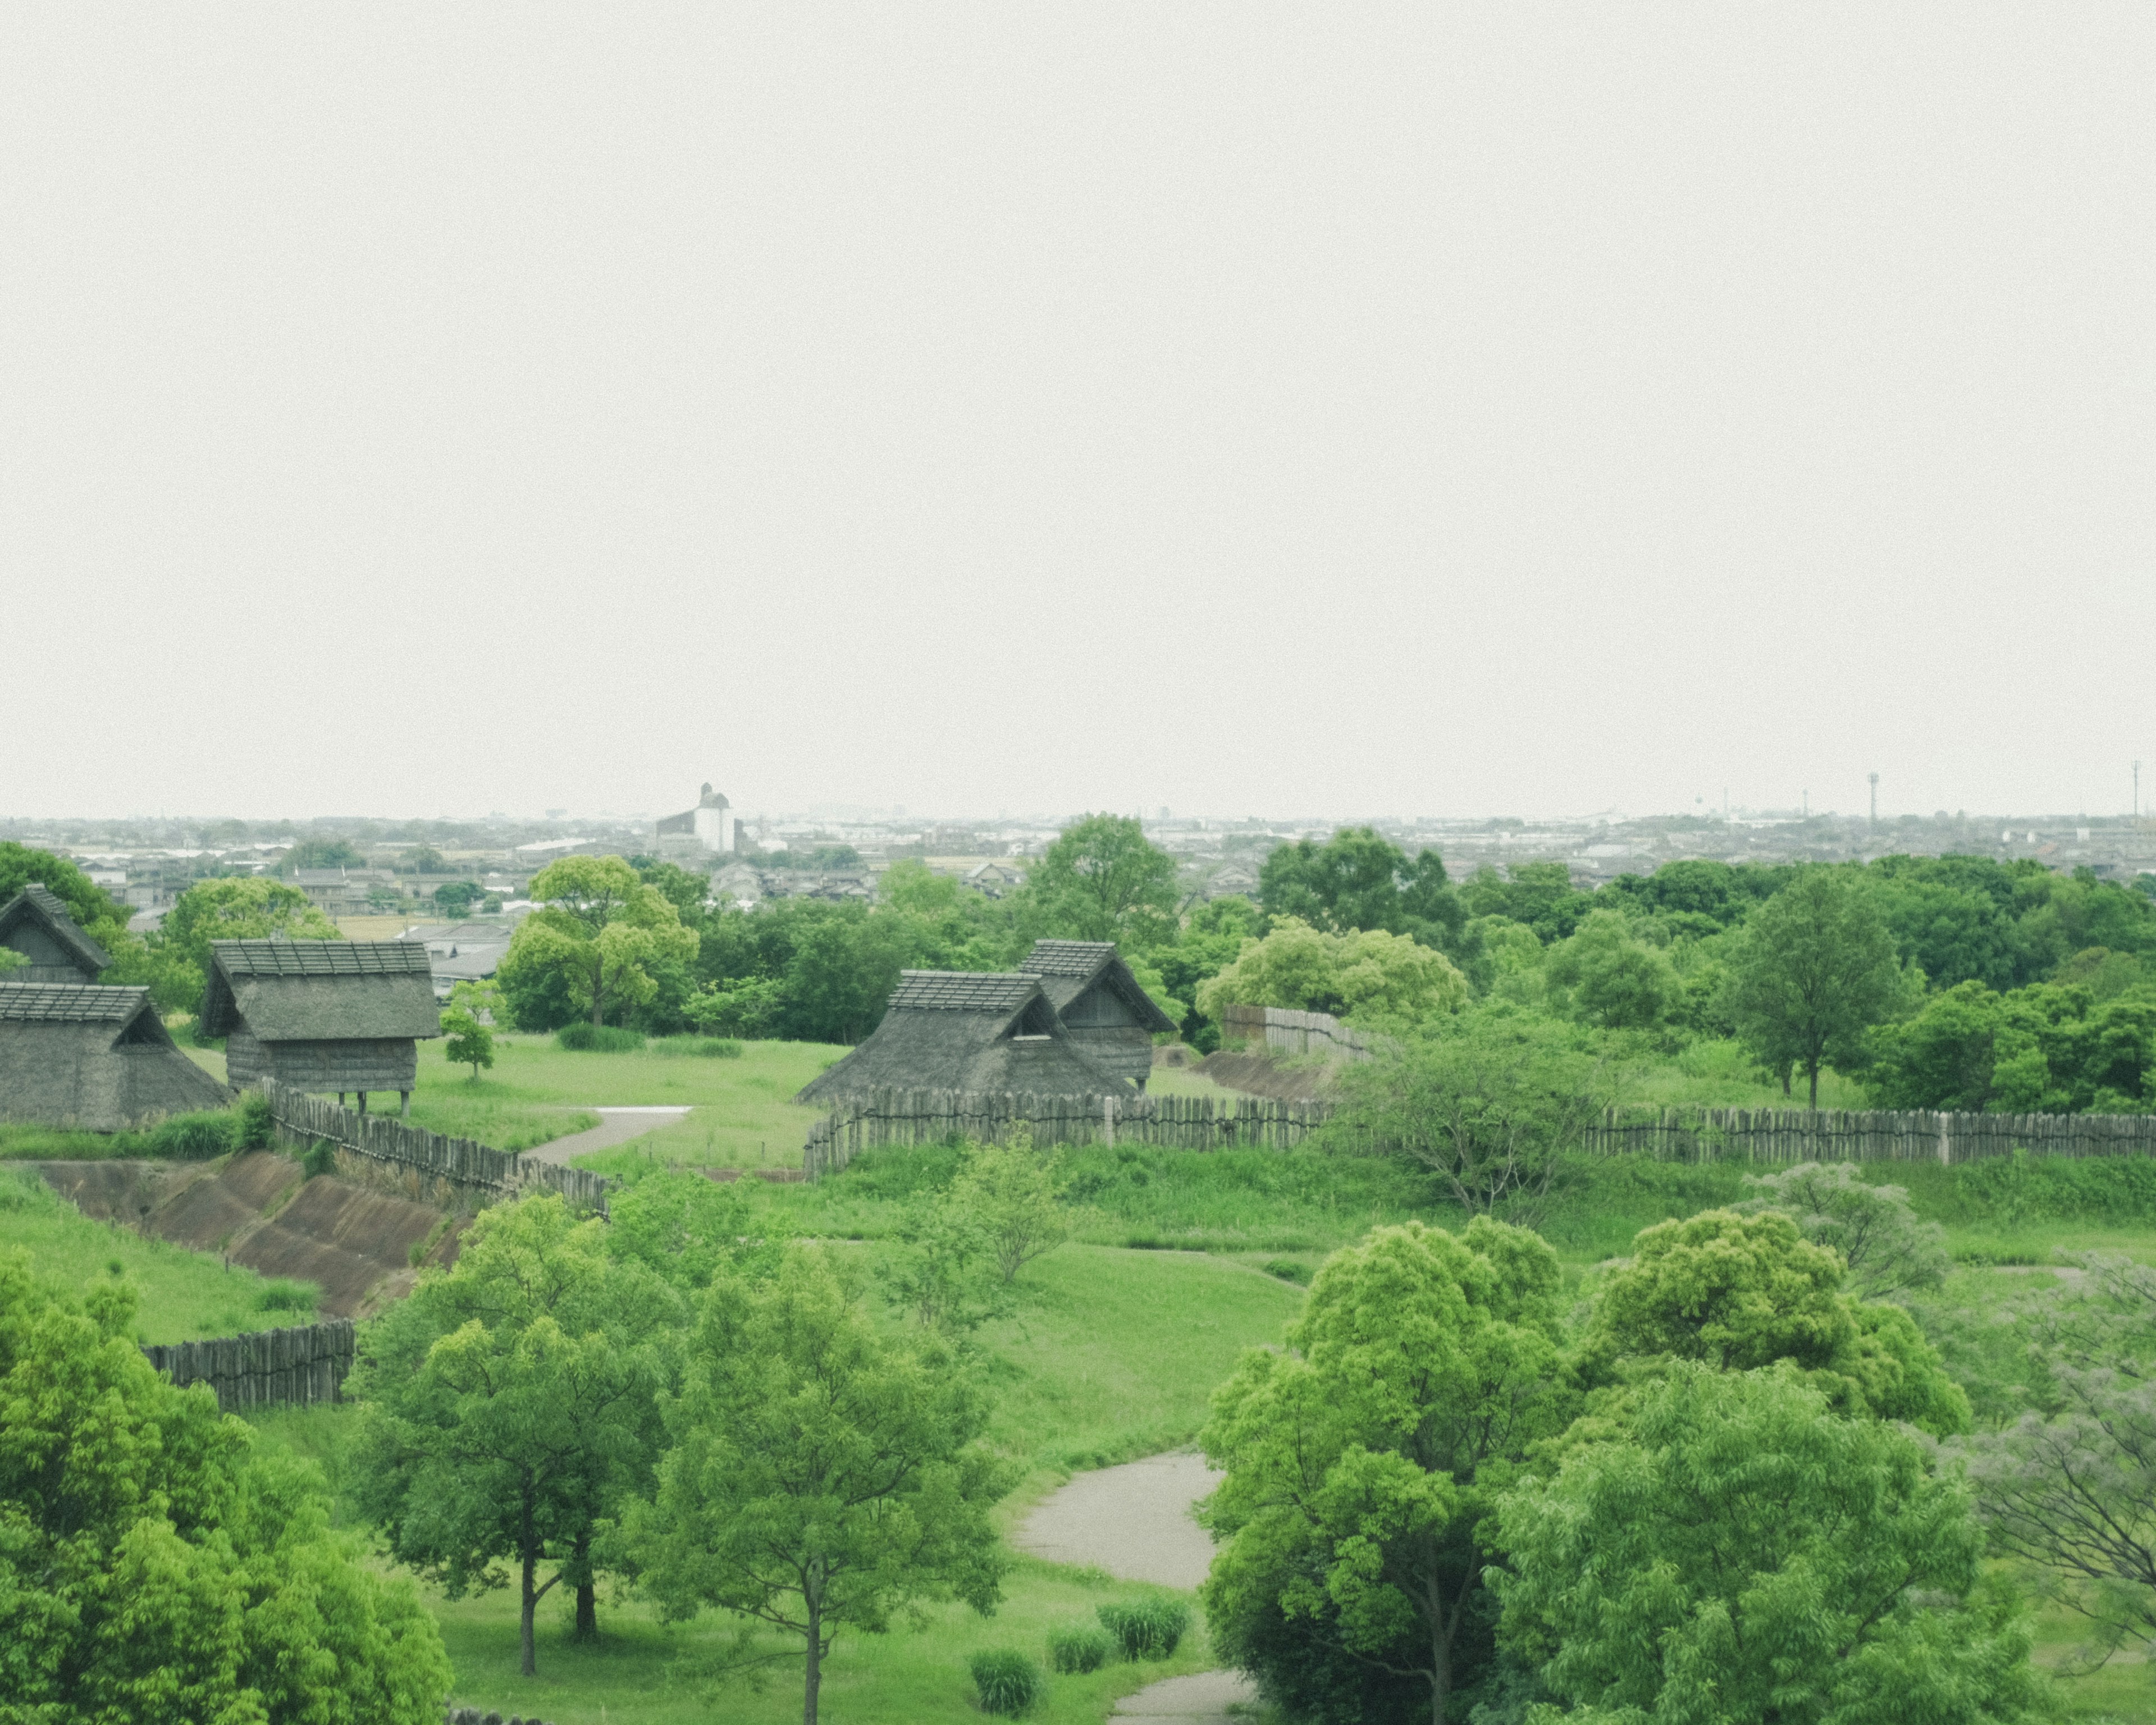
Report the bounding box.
[202,940,440,1111]
[0,984,231,1129]
[794,970,1131,1106]
[0,884,111,983]
[1019,941,1177,1091]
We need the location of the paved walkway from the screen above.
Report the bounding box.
[1112,1669,1259,1722]
[520,1106,690,1167]
[1012,1452,1222,1589]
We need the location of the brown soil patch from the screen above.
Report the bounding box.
[1196,1049,1341,1102]
[35,1159,216,1225]
[31,1152,468,1319]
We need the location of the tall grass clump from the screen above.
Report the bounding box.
[650,1036,744,1058]
[555,1023,645,1053]
[253,1279,320,1314]
[233,1089,276,1150]
[969,1649,1044,1715]
[1097,1596,1190,1659]
[149,1111,236,1160]
[1047,1622,1113,1674]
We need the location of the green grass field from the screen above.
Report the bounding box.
[406,1032,841,1158]
[0,1166,317,1340]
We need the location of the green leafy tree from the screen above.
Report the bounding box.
[1017,815,1180,950]
[0,1251,450,1722]
[432,880,482,917]
[605,1169,771,1294]
[1457,861,1592,943]
[156,877,341,1013]
[440,979,500,1080]
[1735,1161,1952,1300]
[1330,1007,1613,1225]
[1202,1219,1573,1725]
[953,1133,1070,1284]
[1869,979,2156,1115]
[1259,828,1468,957]
[0,841,131,951]
[1196,916,1468,1025]
[1542,909,1682,1033]
[349,1196,678,1674]
[1579,1208,1969,1435]
[1495,1362,2039,1725]
[626,1247,1008,1725]
[400,843,449,874]
[1724,866,1908,1106]
[0,946,22,975]
[498,855,700,1030]
[282,836,366,871]
[1959,1252,2156,1668]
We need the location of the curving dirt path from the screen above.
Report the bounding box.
[1012,1452,1221,1588]
[1015,1454,1257,1721]
[519,1106,690,1167]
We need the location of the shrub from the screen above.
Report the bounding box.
[150,1111,236,1160]
[1098,1596,1190,1659]
[301,1139,339,1180]
[650,1036,744,1058]
[555,1023,645,1053]
[1047,1621,1113,1674]
[969,1649,1043,1715]
[254,1279,319,1313]
[232,1090,276,1151]
[1263,1257,1309,1284]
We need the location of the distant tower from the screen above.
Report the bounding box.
[1868,773,1879,828]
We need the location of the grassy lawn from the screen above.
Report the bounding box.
[409,1033,844,1159]
[0,1166,317,1340]
[426,1558,1218,1725]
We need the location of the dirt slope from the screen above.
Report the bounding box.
[32,1152,463,1317]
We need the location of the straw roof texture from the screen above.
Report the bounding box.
[1020,940,1177,1033]
[0,983,232,1129]
[0,884,111,981]
[201,941,441,1042]
[795,969,1131,1105]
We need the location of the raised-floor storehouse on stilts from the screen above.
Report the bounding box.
[202,939,441,1115]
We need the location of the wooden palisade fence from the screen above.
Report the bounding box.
[261,1079,610,1215]
[1219,1003,1376,1061]
[141,1319,355,1412]
[1583,1106,2156,1166]
[803,1085,1335,1178]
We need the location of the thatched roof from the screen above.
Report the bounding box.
[1021,940,1177,1033]
[794,969,1132,1105]
[0,983,232,1129]
[201,941,441,1042]
[0,884,111,980]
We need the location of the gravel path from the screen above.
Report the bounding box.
[1112,1669,1258,1721]
[1012,1452,1222,1588]
[519,1106,690,1167]
[1016,1454,1251,1719]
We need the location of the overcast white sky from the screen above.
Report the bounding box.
[3,6,2150,825]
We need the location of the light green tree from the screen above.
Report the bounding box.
[440,979,500,1080]
[1330,1006,1614,1224]
[348,1195,678,1673]
[1724,867,1909,1106]
[499,855,700,1028]
[154,877,341,1012]
[1735,1161,1952,1300]
[1017,814,1180,948]
[627,1247,1008,1725]
[1202,1219,1573,1725]
[953,1132,1070,1284]
[0,1250,450,1722]
[1543,909,1681,1032]
[1196,916,1468,1024]
[1495,1363,2039,1725]
[1579,1207,1969,1435]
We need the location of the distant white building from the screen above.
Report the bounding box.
[656,783,738,854]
